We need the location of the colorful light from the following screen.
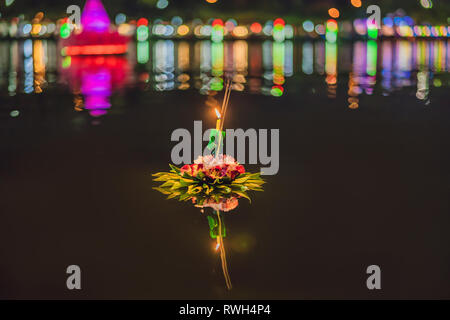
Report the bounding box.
[177,25,189,36]
[326,19,338,43]
[315,24,326,35]
[225,19,237,32]
[233,26,248,38]
[328,8,340,19]
[274,18,285,27]
[137,41,149,64]
[326,19,338,32]
[351,0,362,8]
[270,85,284,97]
[273,41,285,86]
[325,41,337,82]
[156,0,169,9]
[115,13,126,25]
[250,22,262,34]
[302,20,314,33]
[211,42,224,77]
[212,19,224,42]
[212,19,224,27]
[137,25,149,41]
[81,0,111,33]
[60,23,71,39]
[353,19,367,35]
[273,18,285,42]
[366,40,377,76]
[367,19,378,39]
[137,18,148,27]
[62,44,128,56]
[420,0,433,9]
[62,56,72,69]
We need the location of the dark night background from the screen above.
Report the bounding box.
[1,77,449,299]
[0,0,449,300]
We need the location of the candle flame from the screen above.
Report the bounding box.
[215,108,221,119]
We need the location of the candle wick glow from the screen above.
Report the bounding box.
[215,108,221,119]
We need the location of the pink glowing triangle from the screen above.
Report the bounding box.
[81,0,111,32]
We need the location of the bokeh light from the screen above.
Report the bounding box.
[351,0,362,8]
[420,0,433,9]
[328,8,340,19]
[156,0,169,9]
[250,22,262,34]
[177,24,189,36]
[302,20,314,33]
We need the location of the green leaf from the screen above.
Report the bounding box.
[179,178,195,187]
[152,172,168,177]
[169,164,181,174]
[170,182,183,190]
[179,193,192,201]
[233,176,251,184]
[167,192,180,199]
[196,171,205,180]
[234,190,251,202]
[217,185,231,193]
[159,180,175,188]
[182,172,194,179]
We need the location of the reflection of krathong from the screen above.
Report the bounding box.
[60,0,129,56]
[153,81,265,290]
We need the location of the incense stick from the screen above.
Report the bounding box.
[220,79,231,116]
[219,83,231,132]
[215,79,232,159]
[216,209,232,290]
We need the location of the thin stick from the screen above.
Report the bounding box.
[220,80,231,116]
[219,84,231,132]
[215,80,231,159]
[216,209,232,290]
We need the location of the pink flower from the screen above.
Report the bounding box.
[195,197,239,212]
[187,155,246,181]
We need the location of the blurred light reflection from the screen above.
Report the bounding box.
[0,38,449,115]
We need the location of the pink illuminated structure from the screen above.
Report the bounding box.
[60,0,129,56]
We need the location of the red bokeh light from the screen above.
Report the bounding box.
[250,22,262,33]
[212,19,224,27]
[273,18,285,27]
[137,18,148,27]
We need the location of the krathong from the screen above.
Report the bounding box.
[153,81,265,290]
[153,155,264,204]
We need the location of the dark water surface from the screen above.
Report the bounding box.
[0,39,449,299]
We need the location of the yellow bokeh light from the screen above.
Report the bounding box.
[232,26,248,38]
[206,0,218,3]
[177,24,190,36]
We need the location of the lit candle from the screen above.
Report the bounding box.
[215,108,221,130]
